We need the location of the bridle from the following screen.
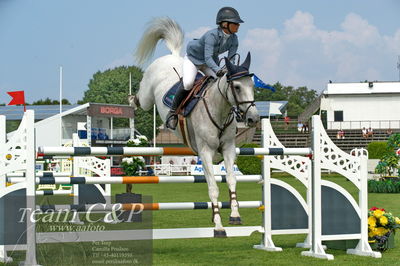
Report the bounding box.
[201,72,255,138]
[225,71,256,120]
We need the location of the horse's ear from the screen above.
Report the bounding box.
[240,52,251,70]
[225,57,236,75]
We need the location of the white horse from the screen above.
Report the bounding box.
[130,17,259,237]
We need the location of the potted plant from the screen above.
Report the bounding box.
[121,136,148,193]
[368,207,400,251]
[324,207,400,251]
[375,154,399,178]
[116,136,149,222]
[375,133,400,179]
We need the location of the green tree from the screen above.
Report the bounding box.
[254,82,318,117]
[31,98,71,105]
[80,65,162,140]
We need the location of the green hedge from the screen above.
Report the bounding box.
[236,143,262,175]
[368,142,388,159]
[368,179,400,193]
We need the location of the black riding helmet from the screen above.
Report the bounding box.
[216,7,244,24]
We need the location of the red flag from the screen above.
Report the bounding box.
[7,90,26,111]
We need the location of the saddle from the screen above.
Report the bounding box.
[163,73,212,116]
[162,73,213,150]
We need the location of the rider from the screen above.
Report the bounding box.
[166,7,244,130]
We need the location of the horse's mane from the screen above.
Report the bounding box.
[134,17,184,66]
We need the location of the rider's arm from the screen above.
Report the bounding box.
[227,35,238,63]
[204,34,221,73]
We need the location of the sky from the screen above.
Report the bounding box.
[1,0,400,104]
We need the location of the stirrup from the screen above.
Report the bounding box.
[166,112,178,130]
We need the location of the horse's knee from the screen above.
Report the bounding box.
[128,95,140,109]
[226,176,237,191]
[208,186,219,200]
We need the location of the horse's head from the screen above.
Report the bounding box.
[224,52,260,127]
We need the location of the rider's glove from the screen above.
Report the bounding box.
[216,69,225,77]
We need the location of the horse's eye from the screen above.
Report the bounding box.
[234,85,241,91]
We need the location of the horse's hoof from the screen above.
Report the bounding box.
[214,230,227,238]
[229,216,242,225]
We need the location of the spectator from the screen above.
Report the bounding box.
[336,129,345,139]
[336,130,341,139]
[284,116,290,130]
[362,127,368,138]
[297,121,303,133]
[339,129,345,139]
[387,128,393,136]
[367,127,374,138]
[303,123,309,133]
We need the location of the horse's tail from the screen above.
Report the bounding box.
[134,17,184,66]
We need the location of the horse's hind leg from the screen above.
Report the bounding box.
[198,147,226,237]
[222,142,241,225]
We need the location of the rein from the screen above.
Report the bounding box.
[201,74,255,138]
[202,87,235,139]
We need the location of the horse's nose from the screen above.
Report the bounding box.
[246,114,259,127]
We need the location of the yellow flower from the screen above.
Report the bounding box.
[395,217,400,225]
[368,216,376,227]
[375,227,388,236]
[368,230,375,238]
[379,216,388,226]
[374,209,385,219]
[369,227,378,237]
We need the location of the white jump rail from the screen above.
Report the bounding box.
[37,146,312,157]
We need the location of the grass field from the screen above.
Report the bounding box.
[3,173,400,265]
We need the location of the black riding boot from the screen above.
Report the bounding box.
[166,83,189,130]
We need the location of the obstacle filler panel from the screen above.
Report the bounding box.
[321,185,360,235]
[78,185,106,204]
[271,184,308,230]
[115,193,143,222]
[0,189,27,245]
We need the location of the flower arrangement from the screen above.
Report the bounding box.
[121,136,149,193]
[127,135,149,147]
[121,156,145,176]
[368,206,400,251]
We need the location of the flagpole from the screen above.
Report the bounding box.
[59,66,63,146]
[129,73,132,95]
[268,102,271,119]
[23,90,26,112]
[129,72,135,140]
[153,105,156,148]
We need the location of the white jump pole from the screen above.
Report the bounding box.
[37,146,312,157]
[23,110,40,265]
[0,115,10,263]
[7,175,263,185]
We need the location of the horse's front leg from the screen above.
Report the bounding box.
[198,146,226,237]
[222,141,241,225]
